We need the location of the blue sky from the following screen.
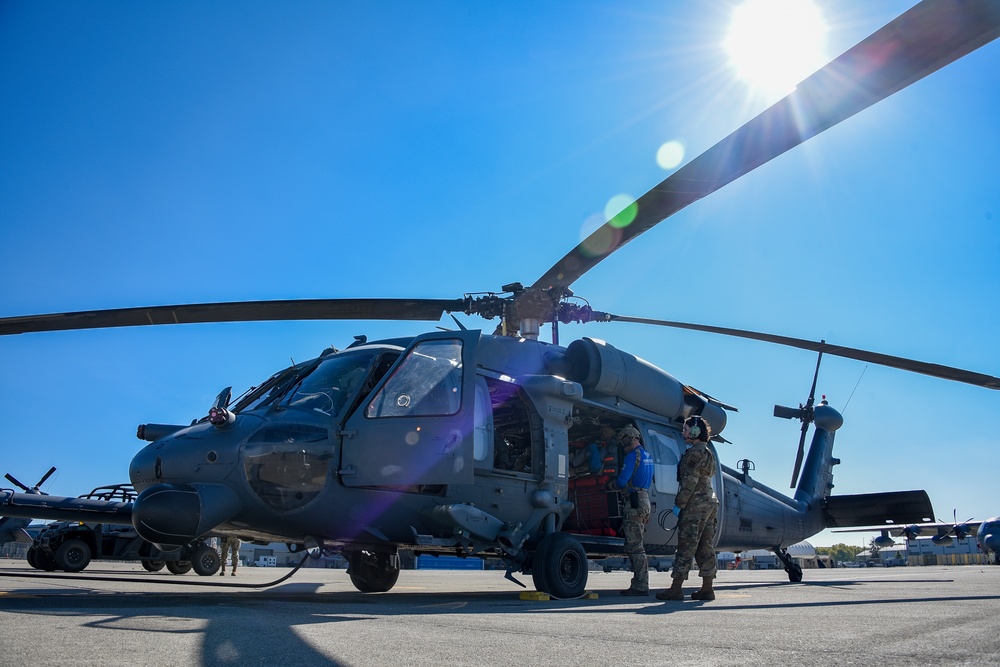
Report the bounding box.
[1,1,997,548]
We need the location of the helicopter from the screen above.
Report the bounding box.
[2,0,1000,598]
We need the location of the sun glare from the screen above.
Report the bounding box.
[725,0,828,99]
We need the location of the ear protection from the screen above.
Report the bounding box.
[686,417,704,440]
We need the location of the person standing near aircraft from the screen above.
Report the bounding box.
[657,415,719,601]
[220,535,241,576]
[613,425,654,596]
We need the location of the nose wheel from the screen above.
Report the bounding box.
[346,549,401,593]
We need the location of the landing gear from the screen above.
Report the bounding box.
[773,547,803,583]
[530,532,588,598]
[346,549,400,593]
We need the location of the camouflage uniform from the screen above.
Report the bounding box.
[614,426,654,593]
[622,488,651,591]
[220,535,241,575]
[671,440,718,581]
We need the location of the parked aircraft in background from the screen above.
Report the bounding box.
[836,512,1000,563]
[0,468,54,545]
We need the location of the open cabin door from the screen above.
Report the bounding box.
[339,330,480,487]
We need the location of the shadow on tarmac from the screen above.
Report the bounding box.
[3,571,1000,664]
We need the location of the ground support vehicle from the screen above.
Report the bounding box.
[25,484,220,576]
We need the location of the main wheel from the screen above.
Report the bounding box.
[786,563,803,583]
[346,549,400,593]
[531,532,588,598]
[142,560,165,572]
[166,560,193,575]
[55,538,92,573]
[190,546,221,576]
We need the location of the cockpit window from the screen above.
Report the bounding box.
[366,339,463,418]
[231,362,315,414]
[230,351,376,416]
[281,351,374,417]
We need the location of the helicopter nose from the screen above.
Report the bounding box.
[131,482,241,547]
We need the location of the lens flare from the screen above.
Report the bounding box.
[605,194,637,229]
[656,140,685,170]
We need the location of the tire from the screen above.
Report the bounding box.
[532,532,588,599]
[166,560,193,575]
[142,560,165,572]
[786,564,803,583]
[55,538,92,573]
[34,549,58,572]
[346,550,400,593]
[27,547,39,570]
[190,546,221,576]
[529,551,549,594]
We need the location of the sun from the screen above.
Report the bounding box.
[725,0,829,100]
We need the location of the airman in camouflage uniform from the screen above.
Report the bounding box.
[220,535,241,576]
[613,425,654,596]
[656,415,719,601]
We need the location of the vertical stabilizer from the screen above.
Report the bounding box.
[793,401,843,505]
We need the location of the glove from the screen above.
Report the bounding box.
[671,505,681,517]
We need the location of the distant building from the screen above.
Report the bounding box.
[726,541,830,570]
[895,537,988,566]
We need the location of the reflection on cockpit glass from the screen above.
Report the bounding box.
[282,351,374,416]
[232,351,374,416]
[367,340,462,418]
[232,363,311,413]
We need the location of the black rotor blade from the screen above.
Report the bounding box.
[607,315,1000,390]
[530,0,1000,294]
[791,353,823,489]
[5,473,30,492]
[0,299,467,336]
[36,466,57,488]
[790,427,808,490]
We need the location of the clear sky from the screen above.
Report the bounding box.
[1,1,997,549]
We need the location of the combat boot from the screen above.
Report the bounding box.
[655,577,685,600]
[690,577,715,600]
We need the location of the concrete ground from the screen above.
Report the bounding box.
[1,559,998,666]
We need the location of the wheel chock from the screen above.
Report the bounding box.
[519,591,550,600]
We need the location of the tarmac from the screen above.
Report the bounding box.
[1,559,999,666]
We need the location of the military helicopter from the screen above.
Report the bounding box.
[2,0,1000,598]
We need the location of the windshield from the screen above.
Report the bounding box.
[280,350,375,417]
[231,361,317,414]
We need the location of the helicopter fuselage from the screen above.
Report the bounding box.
[127,330,835,564]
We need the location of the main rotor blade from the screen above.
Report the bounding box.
[530,0,1000,294]
[608,315,1000,390]
[0,299,466,336]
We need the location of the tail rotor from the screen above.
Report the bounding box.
[774,350,824,489]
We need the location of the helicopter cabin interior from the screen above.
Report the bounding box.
[479,374,631,537]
